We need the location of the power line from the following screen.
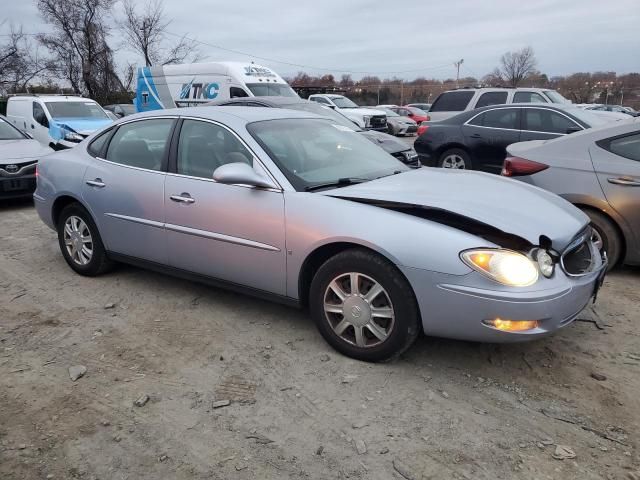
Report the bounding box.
[163,31,455,76]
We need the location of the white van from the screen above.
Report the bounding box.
[135,61,298,112]
[6,95,113,150]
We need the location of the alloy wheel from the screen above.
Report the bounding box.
[441,154,466,169]
[323,272,395,348]
[63,215,94,266]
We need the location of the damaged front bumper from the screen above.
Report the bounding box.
[400,249,606,343]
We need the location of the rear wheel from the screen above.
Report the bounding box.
[57,203,113,276]
[438,148,471,169]
[309,249,420,362]
[582,209,622,270]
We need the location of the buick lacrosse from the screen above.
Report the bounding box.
[34,107,606,361]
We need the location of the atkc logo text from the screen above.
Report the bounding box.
[179,78,219,100]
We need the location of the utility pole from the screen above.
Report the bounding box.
[454,59,464,88]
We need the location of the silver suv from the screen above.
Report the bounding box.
[428,87,570,122]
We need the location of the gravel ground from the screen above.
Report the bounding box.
[1,199,639,480]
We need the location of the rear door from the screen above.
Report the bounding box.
[82,117,175,263]
[462,107,521,173]
[591,131,640,258]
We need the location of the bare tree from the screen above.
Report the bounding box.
[497,46,537,87]
[0,24,51,93]
[37,0,126,103]
[119,0,199,66]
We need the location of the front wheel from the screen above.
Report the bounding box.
[438,148,471,169]
[309,249,420,362]
[583,209,621,270]
[57,203,113,276]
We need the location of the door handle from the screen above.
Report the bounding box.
[170,193,195,204]
[86,178,106,188]
[607,177,640,186]
[470,134,482,139]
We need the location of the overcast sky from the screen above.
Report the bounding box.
[2,0,639,80]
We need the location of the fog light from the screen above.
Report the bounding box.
[483,318,539,332]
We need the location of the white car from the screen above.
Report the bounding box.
[6,95,113,150]
[308,94,387,131]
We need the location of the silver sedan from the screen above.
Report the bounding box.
[34,107,606,362]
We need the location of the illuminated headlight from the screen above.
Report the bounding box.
[402,150,419,161]
[64,131,83,142]
[534,249,554,278]
[362,115,372,127]
[461,249,538,287]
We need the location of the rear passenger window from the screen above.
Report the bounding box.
[475,92,508,108]
[523,109,579,134]
[599,133,640,161]
[106,119,174,171]
[514,92,546,103]
[468,109,518,129]
[177,120,253,180]
[429,91,474,112]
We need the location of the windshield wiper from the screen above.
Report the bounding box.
[305,177,369,192]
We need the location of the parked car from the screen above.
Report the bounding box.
[428,87,570,122]
[407,103,431,112]
[35,107,605,361]
[583,104,639,118]
[6,95,113,150]
[104,104,136,118]
[207,96,420,167]
[308,94,388,131]
[391,106,429,124]
[377,108,418,136]
[414,104,609,173]
[0,114,52,199]
[503,117,640,268]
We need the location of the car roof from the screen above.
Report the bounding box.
[9,95,98,102]
[207,96,310,107]
[126,106,323,124]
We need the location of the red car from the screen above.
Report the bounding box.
[392,106,430,124]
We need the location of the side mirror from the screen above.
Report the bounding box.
[213,162,277,189]
[566,126,582,134]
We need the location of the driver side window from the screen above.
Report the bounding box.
[33,102,48,127]
[177,120,253,180]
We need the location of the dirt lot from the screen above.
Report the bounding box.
[1,199,639,480]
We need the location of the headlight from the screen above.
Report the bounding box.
[64,131,83,142]
[461,249,538,287]
[362,115,372,127]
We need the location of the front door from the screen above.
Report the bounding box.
[462,107,521,173]
[164,118,286,295]
[82,117,175,263]
[591,131,640,259]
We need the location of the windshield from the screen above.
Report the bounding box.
[544,90,570,104]
[331,97,359,108]
[380,108,400,117]
[246,83,298,97]
[45,101,109,119]
[248,118,408,191]
[0,118,28,140]
[282,102,361,131]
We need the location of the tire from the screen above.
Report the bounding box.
[582,209,622,270]
[309,248,420,362]
[57,203,113,276]
[438,148,472,170]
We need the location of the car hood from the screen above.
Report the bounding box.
[359,130,409,154]
[0,139,53,163]
[322,168,588,250]
[388,116,417,125]
[49,117,113,138]
[340,107,386,116]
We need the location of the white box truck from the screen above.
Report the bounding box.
[135,61,298,112]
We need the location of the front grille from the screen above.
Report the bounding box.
[369,115,387,129]
[405,125,418,133]
[561,229,594,276]
[392,151,421,168]
[0,161,37,176]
